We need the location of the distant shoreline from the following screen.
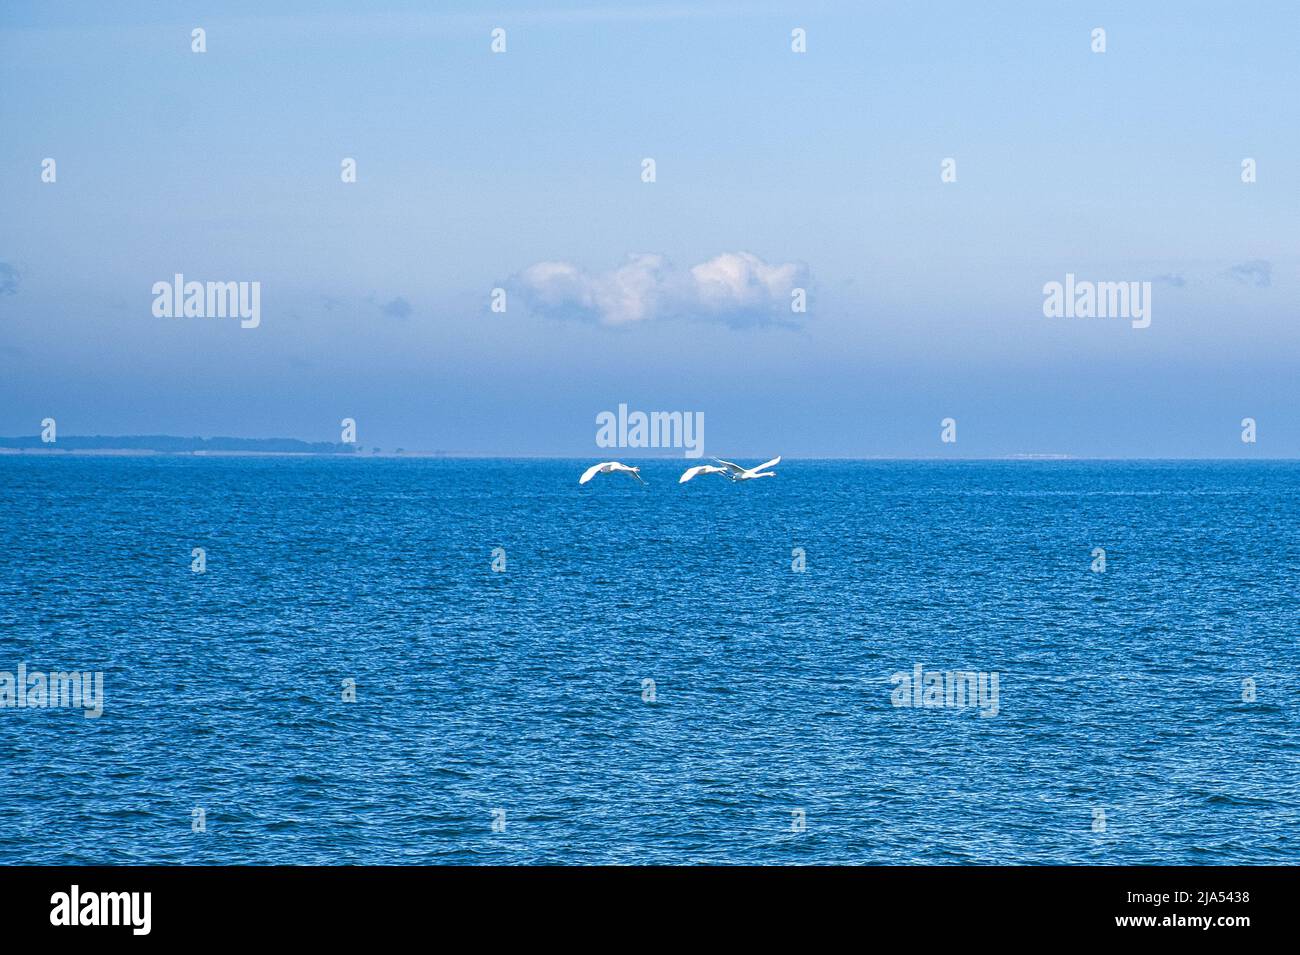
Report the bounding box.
[0,447,443,458]
[0,435,385,455]
[1,448,1295,462]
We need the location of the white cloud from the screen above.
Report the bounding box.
[517,251,807,327]
[690,252,804,313]
[1227,260,1272,288]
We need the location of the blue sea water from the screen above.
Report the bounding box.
[0,456,1296,865]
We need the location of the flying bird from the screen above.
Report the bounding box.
[579,461,646,485]
[713,456,781,481]
[678,464,731,483]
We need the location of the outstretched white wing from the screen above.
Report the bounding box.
[679,465,709,483]
[579,462,608,485]
[751,455,781,473]
[712,458,745,475]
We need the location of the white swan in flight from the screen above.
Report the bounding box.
[579,461,646,485]
[713,456,781,481]
[678,464,731,483]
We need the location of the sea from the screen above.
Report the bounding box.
[0,456,1295,864]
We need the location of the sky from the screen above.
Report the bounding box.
[1,0,1297,457]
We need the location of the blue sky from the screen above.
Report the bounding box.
[1,1,1296,456]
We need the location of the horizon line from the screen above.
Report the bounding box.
[1,449,1295,463]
